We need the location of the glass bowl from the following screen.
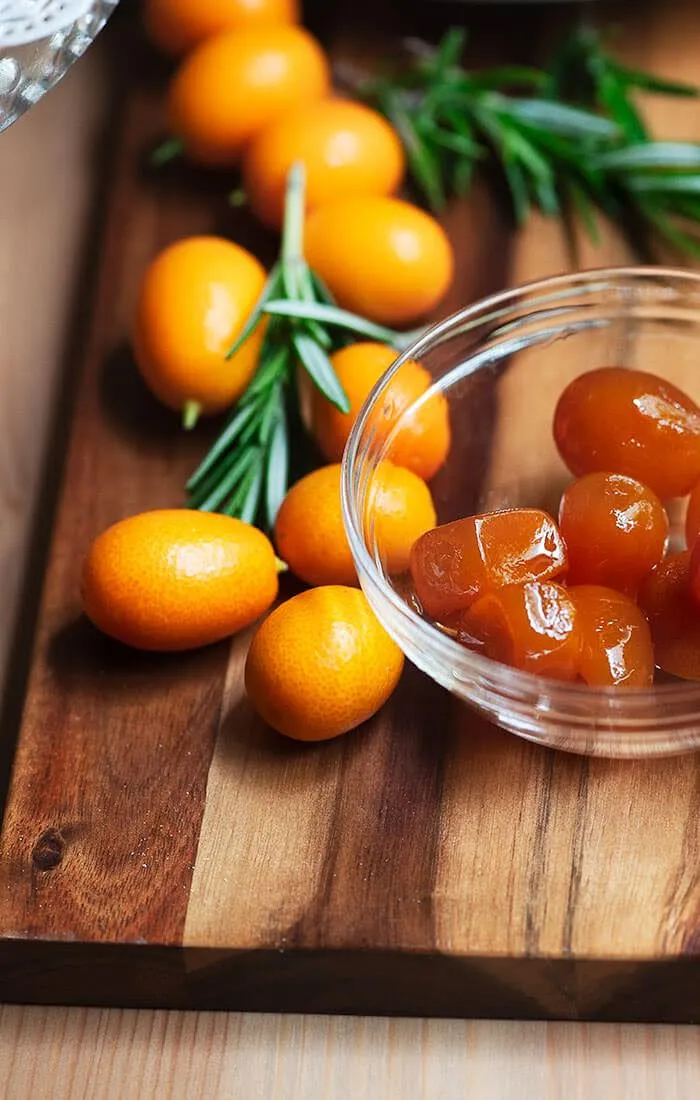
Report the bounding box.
[341,266,700,759]
[0,1,119,133]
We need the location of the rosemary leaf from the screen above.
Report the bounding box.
[198,447,258,513]
[387,93,447,209]
[432,27,467,74]
[292,332,350,412]
[259,380,284,444]
[614,65,700,98]
[625,174,700,195]
[441,106,477,143]
[502,126,556,187]
[497,96,619,140]
[597,142,700,171]
[245,342,289,399]
[262,299,410,346]
[238,405,269,448]
[186,403,258,490]
[222,461,257,519]
[282,255,330,351]
[238,462,265,525]
[188,458,232,508]
[265,410,289,528]
[427,124,482,158]
[466,66,547,92]
[670,196,700,221]
[309,271,336,305]
[225,264,282,360]
[599,70,647,142]
[452,157,475,198]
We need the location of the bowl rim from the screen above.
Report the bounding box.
[341,264,700,710]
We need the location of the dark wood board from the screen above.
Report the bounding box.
[3,0,700,1021]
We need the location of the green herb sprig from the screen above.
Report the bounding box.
[186,163,418,526]
[546,27,700,256]
[360,26,700,256]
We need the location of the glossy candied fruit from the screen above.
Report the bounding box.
[458,580,579,680]
[558,472,668,597]
[689,536,700,609]
[553,366,700,500]
[409,508,567,621]
[638,552,700,680]
[686,480,700,548]
[569,585,654,687]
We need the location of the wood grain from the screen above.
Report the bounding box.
[7,0,700,1026]
[0,46,231,944]
[3,1006,700,1100]
[4,5,700,1098]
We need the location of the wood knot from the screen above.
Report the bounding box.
[31,828,66,872]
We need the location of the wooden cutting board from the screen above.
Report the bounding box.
[3,0,700,1021]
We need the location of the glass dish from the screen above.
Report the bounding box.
[342,266,700,758]
[0,1,119,133]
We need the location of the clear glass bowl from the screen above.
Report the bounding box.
[0,1,119,133]
[342,266,700,759]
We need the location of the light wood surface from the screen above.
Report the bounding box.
[3,1005,700,1100]
[3,12,700,1100]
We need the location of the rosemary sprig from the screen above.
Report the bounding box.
[360,28,617,221]
[545,27,700,256]
[541,25,698,141]
[360,26,700,256]
[186,163,417,527]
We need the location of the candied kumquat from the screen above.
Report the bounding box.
[409,508,567,621]
[686,480,700,548]
[639,552,700,681]
[554,367,700,500]
[459,581,579,680]
[558,472,668,597]
[569,585,654,687]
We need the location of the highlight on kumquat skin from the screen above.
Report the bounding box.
[553,366,700,500]
[558,472,668,597]
[310,342,451,482]
[459,581,580,681]
[133,236,267,425]
[242,99,405,228]
[81,510,279,652]
[366,460,437,576]
[686,480,700,547]
[274,461,435,586]
[304,196,455,327]
[168,26,330,166]
[410,509,567,622]
[570,585,654,687]
[245,586,405,741]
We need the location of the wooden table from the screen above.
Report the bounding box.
[3,19,700,1100]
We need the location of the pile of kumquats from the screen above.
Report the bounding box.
[80,0,700,744]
